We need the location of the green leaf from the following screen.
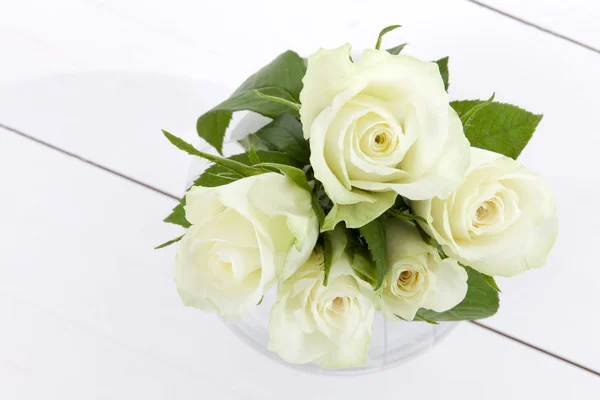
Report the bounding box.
[323,232,333,286]
[415,313,439,325]
[256,162,310,191]
[416,225,446,260]
[155,235,184,250]
[392,195,411,210]
[458,93,495,130]
[238,133,271,153]
[349,248,377,285]
[387,208,427,223]
[388,196,428,222]
[482,274,502,293]
[386,43,407,55]
[450,101,543,159]
[163,200,190,228]
[417,266,500,321]
[358,218,388,290]
[311,180,328,226]
[239,113,310,164]
[247,145,261,165]
[196,112,233,155]
[162,130,262,177]
[193,169,243,188]
[253,89,301,112]
[435,57,450,91]
[375,25,402,50]
[197,50,306,154]
[311,191,326,226]
[193,151,299,188]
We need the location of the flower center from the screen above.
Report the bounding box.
[399,270,412,281]
[476,203,491,220]
[370,130,392,152]
[397,269,419,290]
[357,119,398,158]
[473,197,501,228]
[388,262,430,299]
[332,296,344,307]
[328,296,351,317]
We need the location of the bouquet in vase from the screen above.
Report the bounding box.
[158,26,558,369]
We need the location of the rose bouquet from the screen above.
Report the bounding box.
[157,26,558,369]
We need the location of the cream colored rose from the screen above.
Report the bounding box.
[412,148,558,277]
[300,44,470,230]
[268,231,375,369]
[379,220,468,321]
[174,173,319,318]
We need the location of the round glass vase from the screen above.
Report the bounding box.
[223,292,458,376]
[186,113,458,376]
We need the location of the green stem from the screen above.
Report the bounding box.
[162,130,263,177]
[253,90,301,111]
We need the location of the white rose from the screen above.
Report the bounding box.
[412,148,558,277]
[268,231,375,369]
[379,220,468,321]
[300,44,470,230]
[174,173,319,318]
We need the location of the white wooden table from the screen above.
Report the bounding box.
[1,1,599,398]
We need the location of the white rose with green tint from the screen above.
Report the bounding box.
[379,219,468,321]
[269,232,375,369]
[174,172,319,318]
[300,44,470,230]
[412,147,558,277]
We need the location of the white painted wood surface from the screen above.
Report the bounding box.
[475,0,600,50]
[1,0,599,397]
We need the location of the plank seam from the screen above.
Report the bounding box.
[467,0,600,55]
[470,321,600,378]
[0,123,180,202]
